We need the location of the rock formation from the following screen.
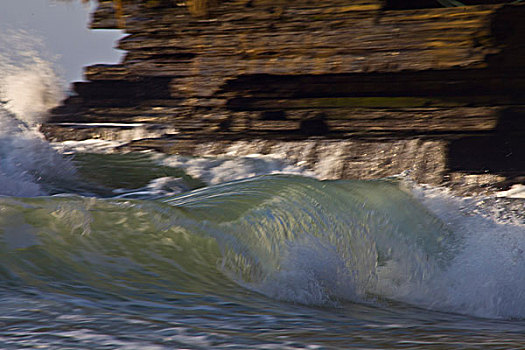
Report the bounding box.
[42,0,525,193]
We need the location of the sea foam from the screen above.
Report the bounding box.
[161,154,314,185]
[0,30,75,196]
[206,176,524,319]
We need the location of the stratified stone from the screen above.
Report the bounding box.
[44,0,525,193]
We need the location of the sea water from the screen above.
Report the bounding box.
[1,24,524,350]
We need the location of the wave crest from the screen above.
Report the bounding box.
[0,30,74,196]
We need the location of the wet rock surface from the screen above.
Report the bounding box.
[42,0,525,194]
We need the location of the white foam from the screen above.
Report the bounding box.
[225,177,524,319]
[113,176,192,199]
[249,236,366,306]
[54,122,147,127]
[161,154,314,185]
[0,29,64,126]
[52,139,127,154]
[496,184,525,199]
[1,62,63,126]
[0,30,75,196]
[0,113,77,197]
[391,182,525,318]
[50,123,178,147]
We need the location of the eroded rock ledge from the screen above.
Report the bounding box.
[42,0,525,193]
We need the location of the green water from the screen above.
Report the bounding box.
[0,154,524,348]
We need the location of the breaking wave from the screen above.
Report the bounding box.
[0,30,76,196]
[1,175,523,319]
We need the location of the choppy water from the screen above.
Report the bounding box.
[0,28,524,350]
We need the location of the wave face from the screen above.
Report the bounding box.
[1,175,523,322]
[166,176,452,305]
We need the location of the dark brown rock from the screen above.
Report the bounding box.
[43,0,525,193]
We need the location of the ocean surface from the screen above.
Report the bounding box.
[1,12,525,350]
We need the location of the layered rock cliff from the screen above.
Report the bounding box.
[42,0,525,193]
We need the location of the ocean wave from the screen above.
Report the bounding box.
[1,175,523,319]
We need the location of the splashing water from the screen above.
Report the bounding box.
[160,153,314,185]
[0,30,75,196]
[0,29,64,125]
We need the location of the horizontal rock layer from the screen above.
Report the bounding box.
[43,0,525,191]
